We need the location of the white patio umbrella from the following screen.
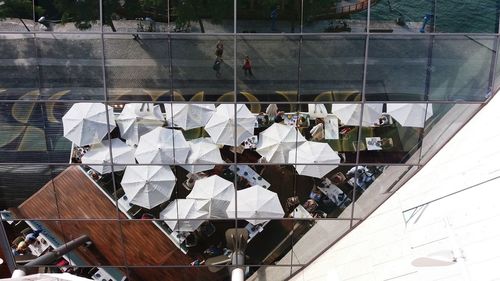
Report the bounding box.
[81,139,135,174]
[308,104,328,119]
[205,104,256,146]
[121,165,176,209]
[116,103,164,146]
[226,185,285,224]
[289,141,341,178]
[265,104,278,117]
[182,138,224,173]
[135,127,190,164]
[186,175,235,218]
[160,199,209,232]
[62,103,116,146]
[387,103,433,128]
[331,103,383,126]
[164,103,215,130]
[256,123,306,163]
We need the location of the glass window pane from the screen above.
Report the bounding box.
[429,35,495,101]
[0,34,38,100]
[300,35,365,102]
[237,35,300,102]
[171,0,234,33]
[366,35,429,101]
[0,0,36,32]
[352,165,418,219]
[37,34,104,99]
[420,103,481,164]
[237,0,300,33]
[303,0,367,33]
[104,34,170,101]
[171,35,234,102]
[0,165,61,219]
[40,0,101,32]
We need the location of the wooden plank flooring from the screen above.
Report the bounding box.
[14,166,225,281]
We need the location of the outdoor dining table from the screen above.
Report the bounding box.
[28,236,51,257]
[230,165,271,189]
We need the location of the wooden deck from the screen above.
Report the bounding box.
[14,166,225,281]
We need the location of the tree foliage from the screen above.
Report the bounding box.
[0,0,44,30]
[54,0,119,31]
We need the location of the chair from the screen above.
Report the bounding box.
[12,236,24,247]
[199,222,216,238]
[185,233,198,248]
[21,227,32,237]
[286,196,300,213]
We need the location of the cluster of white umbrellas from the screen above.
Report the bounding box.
[161,176,285,231]
[329,102,433,128]
[115,103,165,146]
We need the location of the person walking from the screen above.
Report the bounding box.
[215,40,224,60]
[242,56,253,77]
[213,57,222,78]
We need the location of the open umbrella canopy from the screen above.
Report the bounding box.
[81,139,135,174]
[308,104,328,119]
[256,123,306,163]
[265,104,278,117]
[387,103,433,128]
[160,199,209,232]
[226,185,285,225]
[182,138,224,173]
[135,127,190,164]
[186,175,235,218]
[289,141,341,178]
[205,104,256,146]
[121,165,176,209]
[116,103,164,146]
[164,103,215,130]
[331,103,383,126]
[62,103,116,147]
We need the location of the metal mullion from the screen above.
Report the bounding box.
[98,0,130,275]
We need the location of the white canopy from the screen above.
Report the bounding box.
[226,185,285,225]
[289,141,341,178]
[182,138,224,173]
[135,127,190,164]
[205,104,256,146]
[265,104,278,117]
[186,175,235,218]
[62,103,116,147]
[387,103,433,128]
[256,123,306,163]
[81,139,135,174]
[331,103,383,126]
[121,165,176,209]
[308,104,328,119]
[164,103,215,130]
[116,103,164,146]
[160,199,209,232]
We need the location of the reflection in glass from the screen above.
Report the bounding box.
[300,36,365,101]
[237,35,300,102]
[171,35,234,102]
[237,0,300,33]
[430,36,494,101]
[366,35,430,101]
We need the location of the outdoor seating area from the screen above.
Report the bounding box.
[2,100,434,279]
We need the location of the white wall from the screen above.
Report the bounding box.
[291,92,500,281]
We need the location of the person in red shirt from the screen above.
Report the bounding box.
[242,56,253,77]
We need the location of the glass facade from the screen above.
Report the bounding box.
[0,1,497,280]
